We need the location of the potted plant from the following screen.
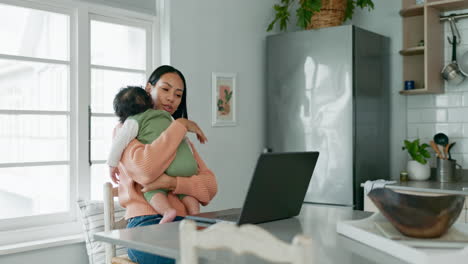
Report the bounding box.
[267,0,375,32]
[402,139,431,181]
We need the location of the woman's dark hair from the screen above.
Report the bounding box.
[113,86,153,123]
[147,65,188,119]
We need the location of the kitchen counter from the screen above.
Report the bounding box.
[386,181,468,196]
[95,204,409,264]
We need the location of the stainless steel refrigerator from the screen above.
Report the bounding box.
[266,25,390,210]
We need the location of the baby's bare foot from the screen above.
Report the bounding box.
[159,208,177,224]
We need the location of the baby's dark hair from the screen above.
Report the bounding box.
[113,86,153,123]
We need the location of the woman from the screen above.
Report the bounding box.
[113,65,217,264]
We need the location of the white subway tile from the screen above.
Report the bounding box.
[451,138,467,154]
[435,93,462,107]
[435,123,463,138]
[461,155,468,169]
[445,45,468,63]
[407,124,418,138]
[463,124,468,136]
[451,153,463,161]
[420,109,447,122]
[417,124,435,139]
[462,92,468,107]
[407,109,421,123]
[407,95,434,108]
[448,108,468,122]
[446,81,468,92]
[451,154,464,166]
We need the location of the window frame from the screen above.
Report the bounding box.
[0,0,158,246]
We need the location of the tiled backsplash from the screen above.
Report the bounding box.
[407,11,468,168]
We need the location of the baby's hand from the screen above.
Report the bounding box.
[109,166,120,184]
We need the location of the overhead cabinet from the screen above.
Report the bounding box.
[400,0,468,95]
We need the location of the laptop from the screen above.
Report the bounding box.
[186,151,319,225]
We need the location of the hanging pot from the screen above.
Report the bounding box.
[441,35,465,85]
[307,0,347,29]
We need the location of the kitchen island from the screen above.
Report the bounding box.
[95,204,409,264]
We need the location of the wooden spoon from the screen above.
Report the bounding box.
[430,140,443,159]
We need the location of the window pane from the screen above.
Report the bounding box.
[91,116,118,161]
[0,114,68,164]
[0,165,69,220]
[0,59,69,111]
[91,20,146,70]
[0,4,69,61]
[91,163,117,200]
[91,68,146,113]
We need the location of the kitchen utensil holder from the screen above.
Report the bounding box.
[436,158,462,183]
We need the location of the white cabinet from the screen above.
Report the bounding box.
[363,188,467,223]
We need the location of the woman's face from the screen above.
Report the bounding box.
[146,72,184,115]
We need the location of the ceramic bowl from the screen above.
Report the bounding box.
[368,188,465,238]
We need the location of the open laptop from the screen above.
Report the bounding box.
[186,151,319,225]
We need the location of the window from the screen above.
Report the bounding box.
[0,3,72,225]
[0,0,156,244]
[89,17,149,200]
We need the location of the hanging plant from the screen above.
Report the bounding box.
[267,0,375,32]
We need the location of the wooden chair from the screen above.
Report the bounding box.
[179,219,312,264]
[103,182,138,264]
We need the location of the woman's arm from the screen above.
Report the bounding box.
[119,119,187,185]
[173,141,217,205]
[140,141,217,205]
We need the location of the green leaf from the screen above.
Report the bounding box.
[403,140,411,151]
[403,139,430,164]
[225,91,233,102]
[414,155,427,164]
[420,149,431,159]
[344,0,355,21]
[268,2,291,32]
[218,106,224,111]
[308,0,323,11]
[267,18,279,32]
[296,8,312,29]
[344,0,374,21]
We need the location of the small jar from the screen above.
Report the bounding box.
[400,171,409,182]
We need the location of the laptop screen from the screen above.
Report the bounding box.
[237,151,319,225]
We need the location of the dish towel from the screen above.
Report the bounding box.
[363,179,397,196]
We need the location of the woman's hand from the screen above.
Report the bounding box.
[109,166,120,184]
[141,174,177,192]
[176,118,208,144]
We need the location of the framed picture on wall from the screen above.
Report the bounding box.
[212,72,237,127]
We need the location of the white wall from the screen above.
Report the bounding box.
[0,243,88,264]
[168,0,276,210]
[407,9,468,169]
[347,0,405,179]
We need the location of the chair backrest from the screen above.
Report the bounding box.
[179,219,312,264]
[103,182,128,264]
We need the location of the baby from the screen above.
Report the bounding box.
[107,86,199,224]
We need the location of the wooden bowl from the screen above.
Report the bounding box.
[368,188,465,238]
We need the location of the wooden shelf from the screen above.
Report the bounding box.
[400,1,468,16]
[427,0,468,11]
[399,88,444,95]
[399,46,425,55]
[400,5,424,17]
